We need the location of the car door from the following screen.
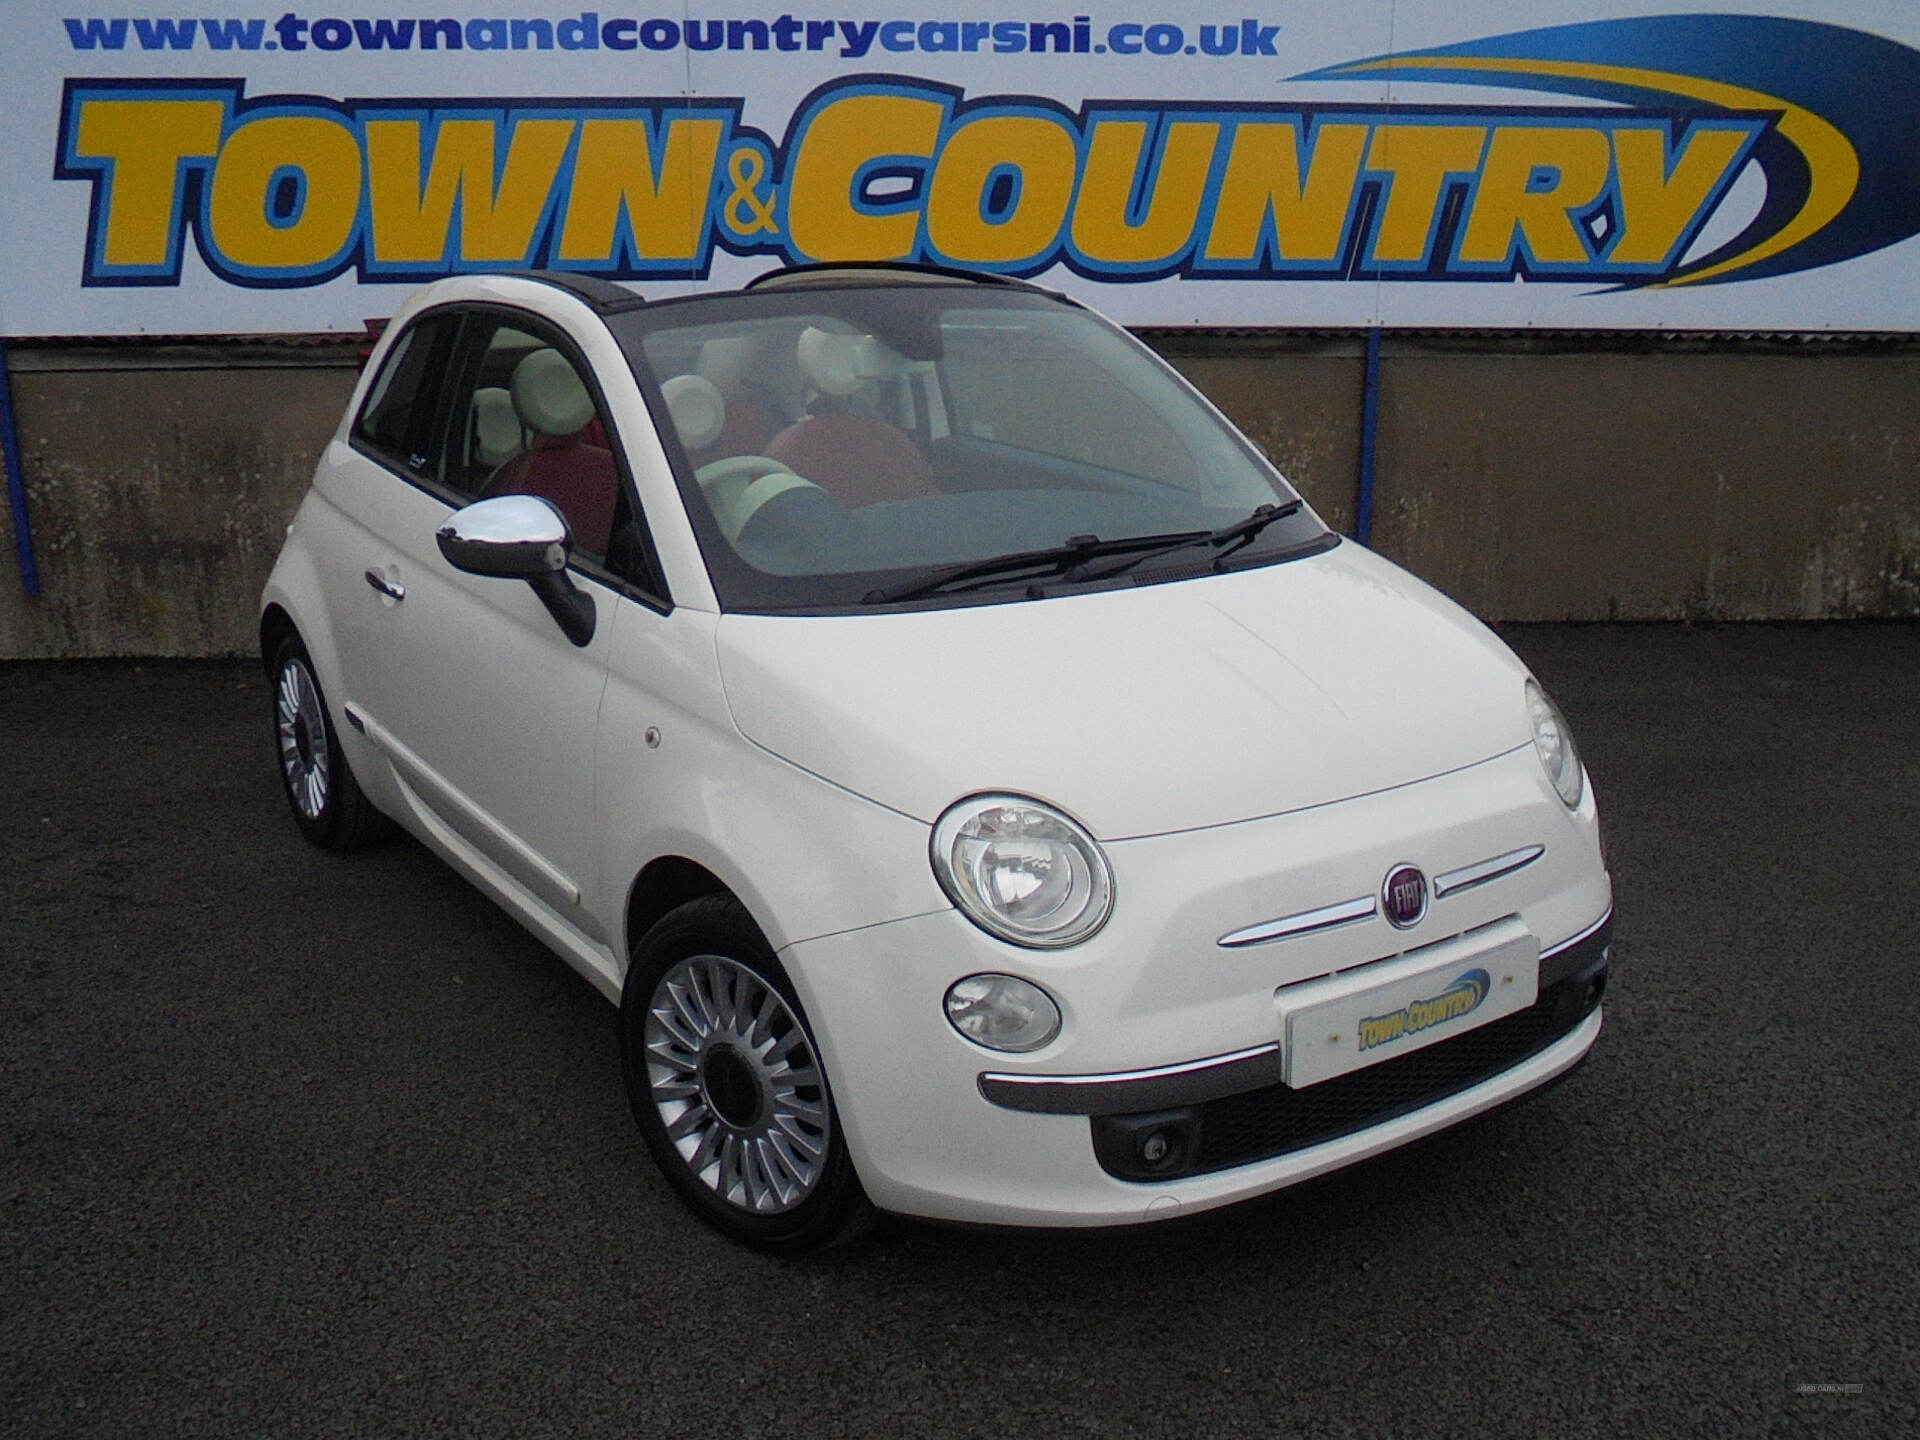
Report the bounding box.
[332,302,656,943]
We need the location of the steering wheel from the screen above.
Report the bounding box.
[695,454,791,488]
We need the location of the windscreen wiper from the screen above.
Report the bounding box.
[1071,499,1304,582]
[862,529,1209,604]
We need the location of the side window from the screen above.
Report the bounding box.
[353,313,461,474]
[440,316,628,567]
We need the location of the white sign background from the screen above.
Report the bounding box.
[5,0,1917,334]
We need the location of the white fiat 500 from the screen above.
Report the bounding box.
[262,266,1610,1250]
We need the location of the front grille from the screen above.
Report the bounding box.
[1091,966,1604,1181]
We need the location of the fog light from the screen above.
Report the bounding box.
[944,973,1061,1053]
[1136,1125,1192,1174]
[1091,1109,1200,1181]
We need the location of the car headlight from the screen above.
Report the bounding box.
[1527,680,1584,809]
[930,795,1114,948]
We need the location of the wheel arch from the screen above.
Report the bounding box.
[260,603,297,677]
[259,540,394,822]
[624,855,734,961]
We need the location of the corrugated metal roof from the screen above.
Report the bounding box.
[1134,326,1920,344]
[6,325,1916,372]
[1133,326,1920,358]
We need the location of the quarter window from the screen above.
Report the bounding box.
[353,313,461,474]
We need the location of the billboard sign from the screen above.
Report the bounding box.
[9,2,1920,333]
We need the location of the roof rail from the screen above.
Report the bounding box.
[514,271,650,313]
[745,261,1063,298]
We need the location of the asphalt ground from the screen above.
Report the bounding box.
[3,623,1917,1439]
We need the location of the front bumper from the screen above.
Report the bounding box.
[1085,916,1607,1182]
[780,743,1610,1227]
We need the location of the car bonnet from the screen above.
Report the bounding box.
[712,543,1534,839]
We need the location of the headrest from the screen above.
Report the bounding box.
[696,336,758,389]
[470,387,523,467]
[796,327,903,398]
[661,374,726,451]
[511,347,596,437]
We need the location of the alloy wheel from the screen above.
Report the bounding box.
[276,658,330,820]
[644,954,831,1214]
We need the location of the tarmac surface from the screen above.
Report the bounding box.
[4,623,1917,1438]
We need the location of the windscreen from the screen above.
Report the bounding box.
[615,282,1327,610]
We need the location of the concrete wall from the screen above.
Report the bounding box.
[1,344,359,659]
[1158,333,1920,622]
[3,333,1917,658]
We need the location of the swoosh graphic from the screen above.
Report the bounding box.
[1451,969,1490,1008]
[1296,16,1920,288]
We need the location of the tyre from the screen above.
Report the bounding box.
[269,633,390,850]
[620,894,873,1252]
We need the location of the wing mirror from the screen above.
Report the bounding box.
[437,495,596,646]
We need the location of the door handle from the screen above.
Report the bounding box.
[364,569,406,602]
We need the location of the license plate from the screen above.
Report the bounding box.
[1279,927,1540,1088]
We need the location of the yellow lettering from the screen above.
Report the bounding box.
[366,117,573,265]
[1365,125,1487,264]
[72,98,225,268]
[1458,126,1612,266]
[206,114,361,270]
[786,93,943,261]
[1205,121,1367,264]
[557,118,724,262]
[1072,120,1218,265]
[926,114,1076,264]
[1609,125,1751,266]
[1360,1013,1407,1049]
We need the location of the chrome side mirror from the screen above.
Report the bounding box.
[436,495,596,646]
[437,494,570,577]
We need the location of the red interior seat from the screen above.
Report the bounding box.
[486,440,617,556]
[484,347,618,555]
[766,412,937,509]
[688,387,777,467]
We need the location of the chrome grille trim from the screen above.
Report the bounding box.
[1217,894,1377,949]
[1431,845,1546,898]
[1217,845,1548,951]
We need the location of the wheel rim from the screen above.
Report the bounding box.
[275,658,330,821]
[645,954,831,1215]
